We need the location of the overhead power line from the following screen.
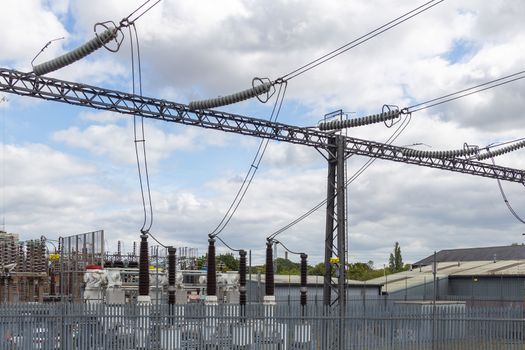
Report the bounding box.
[319,70,525,137]
[406,70,525,113]
[189,0,444,110]
[279,0,445,82]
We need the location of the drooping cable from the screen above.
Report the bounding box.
[267,113,411,241]
[214,235,242,253]
[148,231,167,248]
[406,70,525,113]
[279,0,444,82]
[209,82,288,238]
[273,239,303,256]
[129,23,155,235]
[490,157,525,224]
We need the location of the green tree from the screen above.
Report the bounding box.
[196,254,207,270]
[308,262,325,276]
[275,258,300,275]
[388,242,403,273]
[217,253,239,271]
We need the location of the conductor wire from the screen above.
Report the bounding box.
[406,70,525,113]
[215,236,242,253]
[129,23,154,234]
[279,0,444,82]
[491,157,525,224]
[209,82,288,238]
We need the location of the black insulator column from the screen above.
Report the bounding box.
[265,241,274,296]
[138,234,150,296]
[168,246,176,305]
[300,253,308,307]
[239,250,247,306]
[49,268,55,296]
[113,240,124,268]
[207,237,217,296]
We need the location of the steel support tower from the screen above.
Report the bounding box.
[1,68,525,308]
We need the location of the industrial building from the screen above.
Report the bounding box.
[247,274,383,303]
[367,244,525,301]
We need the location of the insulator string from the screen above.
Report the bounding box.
[189,1,442,110]
[31,0,160,76]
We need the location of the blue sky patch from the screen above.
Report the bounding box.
[442,39,479,64]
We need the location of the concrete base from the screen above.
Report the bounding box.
[205,295,218,305]
[106,289,125,304]
[176,290,187,304]
[137,295,151,304]
[263,295,276,305]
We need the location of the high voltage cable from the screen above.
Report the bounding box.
[486,137,525,149]
[129,23,154,235]
[189,0,444,110]
[491,157,525,225]
[279,0,444,82]
[206,0,443,236]
[209,82,288,238]
[324,70,525,133]
[267,113,412,241]
[406,70,525,113]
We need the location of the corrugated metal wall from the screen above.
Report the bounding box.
[448,276,525,300]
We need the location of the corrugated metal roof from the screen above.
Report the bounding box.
[413,245,525,266]
[366,260,525,294]
[249,274,382,287]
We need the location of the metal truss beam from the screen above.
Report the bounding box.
[1,67,524,185]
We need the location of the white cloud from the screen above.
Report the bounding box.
[1,0,525,266]
[52,119,230,166]
[0,0,67,69]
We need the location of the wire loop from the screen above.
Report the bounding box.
[94,21,124,53]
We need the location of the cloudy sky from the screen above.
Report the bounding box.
[1,0,524,267]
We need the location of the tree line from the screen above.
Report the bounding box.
[194,242,408,281]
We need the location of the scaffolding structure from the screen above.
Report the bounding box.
[0,231,48,302]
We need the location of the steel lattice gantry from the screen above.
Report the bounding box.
[1,67,525,307]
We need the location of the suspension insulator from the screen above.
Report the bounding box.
[188,82,272,110]
[402,145,479,159]
[300,253,308,307]
[239,249,247,306]
[317,110,400,131]
[265,241,274,296]
[138,234,149,296]
[33,28,119,76]
[207,237,217,296]
[477,140,525,161]
[168,246,176,305]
